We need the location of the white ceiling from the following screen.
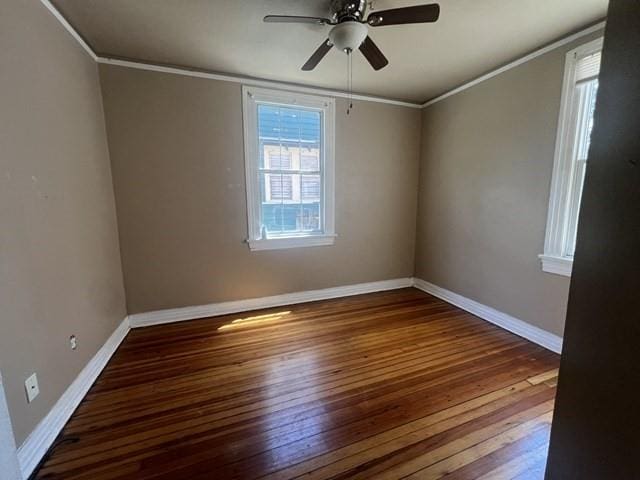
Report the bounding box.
[51,0,608,103]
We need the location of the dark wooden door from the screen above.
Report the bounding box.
[545,1,640,478]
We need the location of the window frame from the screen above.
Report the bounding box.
[540,37,603,277]
[242,86,336,251]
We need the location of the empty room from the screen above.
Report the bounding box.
[2,0,639,479]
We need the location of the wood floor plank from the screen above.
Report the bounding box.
[476,442,550,480]
[436,425,551,480]
[260,382,550,480]
[403,413,553,479]
[34,288,559,479]
[526,369,559,385]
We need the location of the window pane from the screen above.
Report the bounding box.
[566,79,599,256]
[576,52,602,82]
[298,203,321,232]
[257,103,323,237]
[301,175,321,200]
[269,151,292,170]
[577,80,599,161]
[269,174,293,200]
[566,160,587,256]
[261,203,300,233]
[301,153,320,171]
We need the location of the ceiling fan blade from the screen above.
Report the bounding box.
[302,39,333,71]
[358,36,389,71]
[367,4,440,26]
[264,15,330,25]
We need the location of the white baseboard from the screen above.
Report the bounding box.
[17,317,130,479]
[129,278,414,328]
[412,278,563,354]
[128,278,563,356]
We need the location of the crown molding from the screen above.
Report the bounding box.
[96,57,422,108]
[39,0,97,61]
[421,20,606,108]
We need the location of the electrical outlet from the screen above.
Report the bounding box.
[69,335,77,350]
[25,373,39,403]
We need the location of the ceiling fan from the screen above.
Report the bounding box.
[264,0,440,71]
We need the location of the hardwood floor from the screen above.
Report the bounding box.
[35,288,559,479]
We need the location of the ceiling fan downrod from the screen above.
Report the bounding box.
[347,48,354,115]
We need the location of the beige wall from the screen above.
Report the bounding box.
[99,65,421,314]
[0,0,126,444]
[415,32,604,337]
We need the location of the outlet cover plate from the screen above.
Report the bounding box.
[25,373,39,403]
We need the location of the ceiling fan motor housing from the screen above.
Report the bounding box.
[330,0,367,21]
[328,22,368,52]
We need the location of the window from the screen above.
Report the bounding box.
[540,38,603,276]
[242,86,335,251]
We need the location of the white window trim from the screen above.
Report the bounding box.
[242,85,336,251]
[540,37,603,277]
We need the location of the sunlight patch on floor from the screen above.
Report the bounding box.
[217,311,292,330]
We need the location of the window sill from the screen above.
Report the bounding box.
[539,254,573,277]
[247,234,336,251]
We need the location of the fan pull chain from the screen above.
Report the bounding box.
[347,50,353,115]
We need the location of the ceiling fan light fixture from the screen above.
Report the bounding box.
[328,22,368,53]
